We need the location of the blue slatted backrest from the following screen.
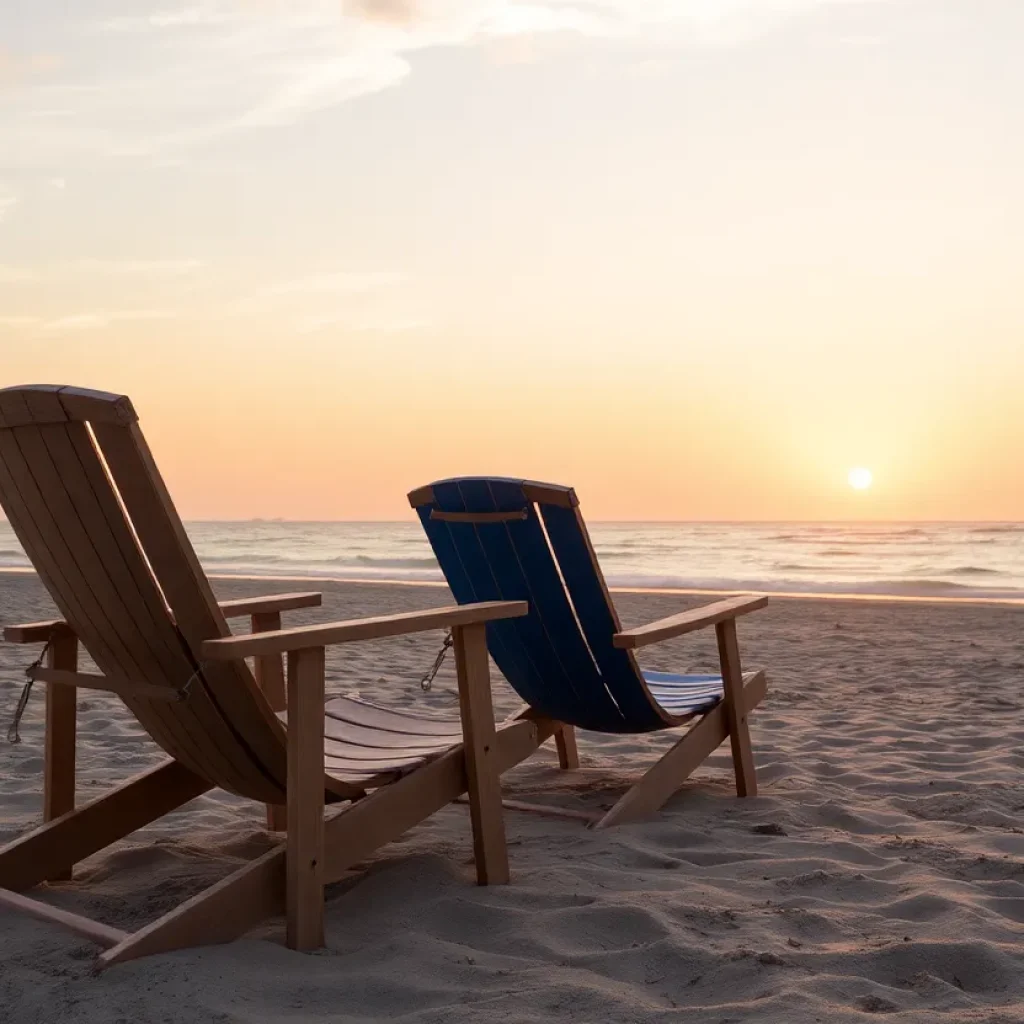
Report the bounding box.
[414,477,668,733]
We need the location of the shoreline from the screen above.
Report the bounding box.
[2,565,1022,608]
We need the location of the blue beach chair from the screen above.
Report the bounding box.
[409,477,769,828]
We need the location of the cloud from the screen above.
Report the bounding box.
[0,265,36,284]
[230,269,404,314]
[0,309,175,333]
[0,49,63,84]
[295,311,427,333]
[0,186,17,223]
[75,258,204,275]
[0,1,893,167]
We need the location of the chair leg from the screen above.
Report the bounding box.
[595,672,767,828]
[252,610,288,833]
[715,620,758,798]
[453,622,509,885]
[285,646,325,951]
[554,724,580,769]
[44,634,78,881]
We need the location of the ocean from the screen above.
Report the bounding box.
[2,520,1022,602]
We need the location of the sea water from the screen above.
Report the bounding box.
[3,520,1022,601]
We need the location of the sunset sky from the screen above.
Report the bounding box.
[2,1,1022,521]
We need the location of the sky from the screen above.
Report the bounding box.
[1,0,1022,521]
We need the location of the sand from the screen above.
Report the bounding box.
[2,571,1024,1023]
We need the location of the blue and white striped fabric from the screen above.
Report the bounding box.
[642,671,723,716]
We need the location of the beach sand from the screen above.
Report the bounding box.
[2,571,1024,1023]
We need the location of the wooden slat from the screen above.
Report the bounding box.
[0,888,129,948]
[202,601,529,660]
[0,407,146,693]
[0,760,212,891]
[43,633,78,882]
[324,697,463,738]
[252,611,286,712]
[323,716,553,884]
[453,623,509,885]
[286,647,326,951]
[30,667,183,703]
[0,424,221,786]
[99,844,285,968]
[406,484,435,507]
[218,592,322,619]
[0,386,67,427]
[322,713,461,749]
[613,595,769,649]
[430,509,528,523]
[595,671,767,828]
[716,621,758,798]
[538,500,667,727]
[8,418,234,790]
[0,428,151,687]
[56,386,137,425]
[93,421,301,803]
[3,620,73,643]
[0,385,136,427]
[322,735,451,762]
[252,610,287,831]
[554,724,580,769]
[522,481,577,508]
[55,420,257,792]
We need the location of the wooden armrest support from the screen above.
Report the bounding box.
[613,594,768,650]
[3,620,75,644]
[200,601,528,660]
[29,667,180,703]
[217,592,322,619]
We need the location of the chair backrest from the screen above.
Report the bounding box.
[0,385,288,802]
[410,477,672,733]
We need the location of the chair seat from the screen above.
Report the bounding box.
[642,671,724,716]
[313,696,462,786]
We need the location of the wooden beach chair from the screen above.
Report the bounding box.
[409,477,769,827]
[0,386,552,967]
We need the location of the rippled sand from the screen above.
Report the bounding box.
[2,572,1024,1023]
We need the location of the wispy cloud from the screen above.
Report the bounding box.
[1,1,892,166]
[0,309,175,333]
[0,265,36,284]
[230,270,404,314]
[295,312,427,334]
[0,49,63,84]
[0,185,18,223]
[75,258,204,275]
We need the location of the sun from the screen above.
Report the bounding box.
[848,467,873,491]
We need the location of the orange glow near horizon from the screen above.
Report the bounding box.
[1,4,1022,522]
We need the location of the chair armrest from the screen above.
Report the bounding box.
[217,592,322,619]
[200,601,528,660]
[613,595,767,650]
[3,620,76,644]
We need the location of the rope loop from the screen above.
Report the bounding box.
[419,631,454,692]
[7,630,58,744]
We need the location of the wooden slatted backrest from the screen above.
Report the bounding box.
[411,477,672,733]
[0,385,288,801]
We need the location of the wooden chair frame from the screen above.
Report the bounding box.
[596,597,767,827]
[1,596,559,966]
